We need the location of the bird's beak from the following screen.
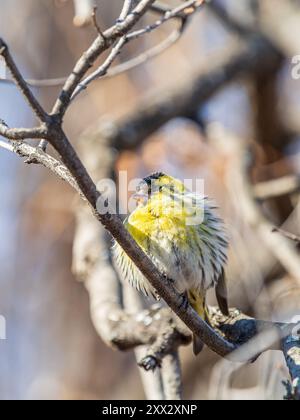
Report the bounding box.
[133,191,148,206]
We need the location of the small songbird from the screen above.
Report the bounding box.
[113,172,229,354]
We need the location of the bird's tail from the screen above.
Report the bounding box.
[187,289,209,355]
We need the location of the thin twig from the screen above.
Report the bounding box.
[126,0,201,42]
[118,0,134,22]
[71,37,127,101]
[0,122,47,140]
[91,6,106,41]
[0,139,81,196]
[0,1,192,90]
[0,39,47,122]
[105,22,186,78]
[0,139,13,152]
[150,1,186,19]
[0,25,182,89]
[51,0,156,120]
[273,227,300,244]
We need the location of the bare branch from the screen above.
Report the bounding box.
[254,175,300,200]
[273,227,300,244]
[91,6,105,40]
[50,130,236,358]
[150,1,186,19]
[123,285,165,400]
[119,0,134,22]
[0,1,191,90]
[0,121,47,141]
[135,346,165,400]
[71,1,192,101]
[2,4,231,363]
[1,1,299,401]
[0,39,48,122]
[0,75,67,88]
[94,40,280,152]
[161,352,183,400]
[51,0,157,119]
[0,139,81,195]
[211,307,300,399]
[0,23,184,90]
[138,314,190,372]
[126,0,200,41]
[0,32,295,368]
[105,21,186,78]
[0,139,13,152]
[71,37,127,101]
[210,126,300,284]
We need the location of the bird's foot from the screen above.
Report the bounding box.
[179,292,189,310]
[163,273,175,284]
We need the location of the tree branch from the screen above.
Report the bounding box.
[1,1,299,401]
[0,2,190,89]
[0,122,47,140]
[272,227,300,244]
[71,37,127,101]
[254,175,300,200]
[210,307,300,399]
[0,39,48,122]
[161,352,183,400]
[51,0,157,119]
[93,38,281,152]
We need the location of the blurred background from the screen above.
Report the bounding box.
[0,0,300,400]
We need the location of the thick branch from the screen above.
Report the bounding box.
[138,313,191,371]
[161,352,183,400]
[214,127,300,283]
[211,307,300,399]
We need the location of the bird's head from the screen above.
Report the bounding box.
[133,172,185,206]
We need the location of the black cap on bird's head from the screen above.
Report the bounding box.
[133,172,169,205]
[143,172,166,187]
[136,172,185,198]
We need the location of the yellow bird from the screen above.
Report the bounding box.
[113,172,229,354]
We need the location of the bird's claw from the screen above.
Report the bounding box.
[163,273,175,284]
[179,293,189,310]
